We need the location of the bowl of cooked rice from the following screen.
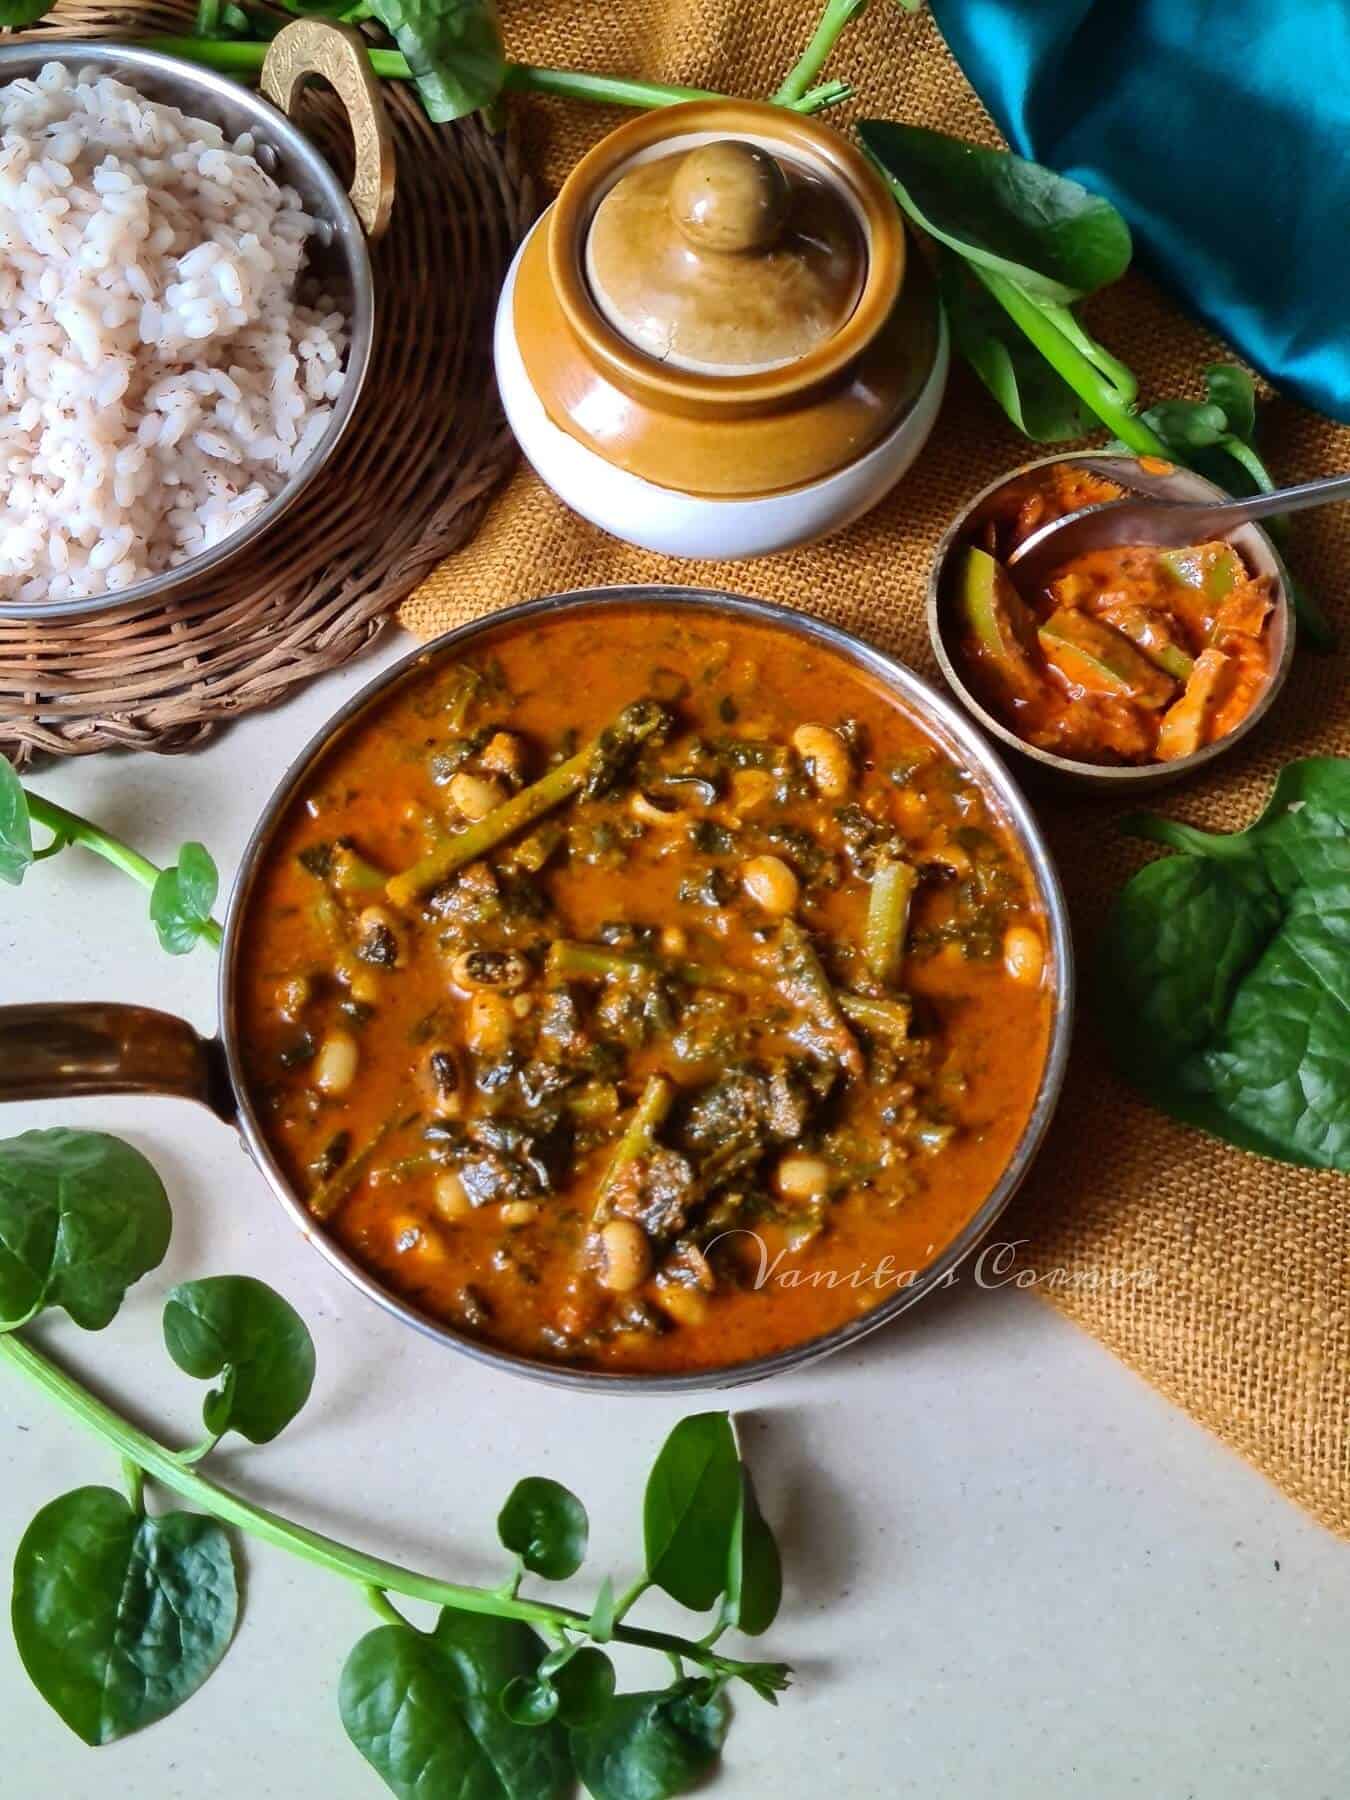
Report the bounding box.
[0,28,385,619]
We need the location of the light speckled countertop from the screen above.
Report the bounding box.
[2,639,1346,1800]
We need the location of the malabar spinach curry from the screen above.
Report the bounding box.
[238,608,1052,1372]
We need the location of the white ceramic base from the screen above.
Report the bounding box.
[493,216,949,561]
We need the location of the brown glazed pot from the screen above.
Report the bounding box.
[495,102,947,554]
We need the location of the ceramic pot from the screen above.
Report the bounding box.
[494,101,947,559]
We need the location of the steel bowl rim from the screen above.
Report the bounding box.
[220,585,1075,1393]
[926,450,1296,785]
[0,38,374,624]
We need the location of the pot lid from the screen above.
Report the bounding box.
[584,138,867,375]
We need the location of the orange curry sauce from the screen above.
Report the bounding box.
[955,463,1275,765]
[238,608,1052,1373]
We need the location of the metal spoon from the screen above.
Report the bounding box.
[1007,467,1350,589]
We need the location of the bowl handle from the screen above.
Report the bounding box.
[261,18,396,241]
[0,1004,235,1123]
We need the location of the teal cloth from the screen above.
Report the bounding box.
[930,0,1350,422]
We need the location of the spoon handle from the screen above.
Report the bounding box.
[1214,469,1350,526]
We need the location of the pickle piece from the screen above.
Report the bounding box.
[954,546,1042,698]
[1157,542,1245,601]
[1037,609,1177,709]
[1098,602,1196,682]
[1211,576,1274,641]
[1156,647,1234,760]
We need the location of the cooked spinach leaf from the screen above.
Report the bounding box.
[0,1129,171,1332]
[1098,758,1350,1169]
[11,1486,236,1745]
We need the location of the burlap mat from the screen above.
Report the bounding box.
[401,2,1350,1537]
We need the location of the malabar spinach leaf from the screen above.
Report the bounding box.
[643,1412,741,1614]
[0,0,51,25]
[11,1485,237,1745]
[340,1611,572,1799]
[163,1275,316,1444]
[938,250,1093,441]
[856,120,1132,303]
[1099,758,1350,1169]
[150,840,219,955]
[0,756,33,886]
[367,0,505,123]
[571,1685,730,1800]
[552,1645,616,1726]
[0,1129,171,1332]
[720,1466,782,1638]
[498,1476,588,1581]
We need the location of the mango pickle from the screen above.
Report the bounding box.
[1037,609,1177,709]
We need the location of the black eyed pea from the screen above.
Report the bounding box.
[774,1152,831,1202]
[792,723,851,799]
[355,905,404,969]
[1003,924,1045,988]
[450,948,531,994]
[432,1169,472,1220]
[312,1028,358,1096]
[448,769,507,821]
[740,853,799,916]
[597,1218,652,1293]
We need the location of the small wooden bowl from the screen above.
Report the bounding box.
[927,452,1296,791]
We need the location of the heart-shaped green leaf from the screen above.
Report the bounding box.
[643,1412,741,1613]
[570,1685,729,1800]
[150,841,219,955]
[0,1129,171,1331]
[340,1611,572,1798]
[498,1476,588,1580]
[163,1275,316,1444]
[552,1646,616,1726]
[1100,758,1350,1168]
[11,1485,237,1744]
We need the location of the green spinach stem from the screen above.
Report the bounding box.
[773,0,867,105]
[144,40,848,115]
[22,791,224,951]
[0,1333,778,1688]
[971,265,1171,458]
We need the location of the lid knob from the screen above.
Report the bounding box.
[669,140,791,254]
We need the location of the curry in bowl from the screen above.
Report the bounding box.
[237,604,1056,1374]
[951,462,1278,766]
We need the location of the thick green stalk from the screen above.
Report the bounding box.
[145,40,847,115]
[773,0,867,104]
[0,1333,778,1686]
[972,265,1171,458]
[23,792,223,951]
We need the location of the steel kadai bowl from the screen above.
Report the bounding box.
[0,27,389,623]
[0,590,1073,1391]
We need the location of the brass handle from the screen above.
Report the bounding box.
[262,18,396,241]
[0,1004,235,1122]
